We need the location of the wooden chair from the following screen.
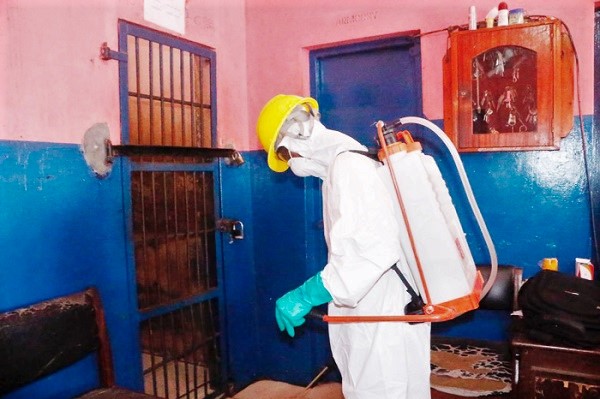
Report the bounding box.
[0,287,159,398]
[430,265,523,399]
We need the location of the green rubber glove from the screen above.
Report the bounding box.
[275,272,333,337]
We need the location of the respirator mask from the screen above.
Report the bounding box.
[274,104,320,149]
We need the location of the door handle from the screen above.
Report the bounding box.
[216,219,244,243]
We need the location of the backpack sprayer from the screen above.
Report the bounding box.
[318,116,498,324]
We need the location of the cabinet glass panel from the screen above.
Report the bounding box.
[472,46,537,135]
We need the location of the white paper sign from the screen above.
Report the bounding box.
[144,0,186,35]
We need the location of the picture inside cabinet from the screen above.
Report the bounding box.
[472,46,537,135]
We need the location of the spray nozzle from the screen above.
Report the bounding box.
[374,119,409,147]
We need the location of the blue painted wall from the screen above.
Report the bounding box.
[0,141,262,397]
[248,150,333,386]
[0,141,139,398]
[0,116,595,394]
[219,157,262,387]
[418,118,593,279]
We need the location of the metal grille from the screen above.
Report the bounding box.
[141,299,221,398]
[120,22,223,398]
[132,171,217,310]
[127,35,212,147]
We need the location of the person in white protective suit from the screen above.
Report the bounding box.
[256,94,431,399]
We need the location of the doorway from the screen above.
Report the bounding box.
[304,34,424,370]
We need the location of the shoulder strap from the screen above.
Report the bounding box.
[391,265,425,316]
[345,149,383,164]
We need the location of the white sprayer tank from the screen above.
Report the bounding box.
[377,141,478,306]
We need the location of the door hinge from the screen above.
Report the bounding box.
[100,42,127,62]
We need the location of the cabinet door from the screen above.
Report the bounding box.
[444,20,573,152]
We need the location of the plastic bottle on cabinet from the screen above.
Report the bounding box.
[469,5,477,30]
[485,6,498,28]
[497,2,509,26]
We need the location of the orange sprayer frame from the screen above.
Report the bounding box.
[320,121,483,324]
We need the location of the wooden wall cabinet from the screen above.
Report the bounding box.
[443,19,574,152]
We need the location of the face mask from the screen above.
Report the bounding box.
[274,106,316,149]
[286,121,304,138]
[288,157,328,180]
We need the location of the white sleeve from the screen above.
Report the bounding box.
[321,152,403,307]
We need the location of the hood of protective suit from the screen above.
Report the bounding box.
[279,120,366,180]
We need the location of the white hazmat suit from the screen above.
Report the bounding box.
[281,119,431,399]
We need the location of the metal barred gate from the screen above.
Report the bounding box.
[113,20,228,398]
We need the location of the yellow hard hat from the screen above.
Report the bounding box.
[256,94,319,172]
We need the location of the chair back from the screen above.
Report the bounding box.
[478,265,523,311]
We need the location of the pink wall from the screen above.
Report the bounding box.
[246,0,594,151]
[0,0,248,148]
[0,0,594,151]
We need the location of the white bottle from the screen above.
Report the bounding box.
[497,2,509,26]
[469,6,477,30]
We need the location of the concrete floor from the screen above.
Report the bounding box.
[229,380,344,399]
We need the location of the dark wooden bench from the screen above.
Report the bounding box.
[0,287,159,398]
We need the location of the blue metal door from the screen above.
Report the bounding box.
[310,36,423,147]
[304,35,423,374]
